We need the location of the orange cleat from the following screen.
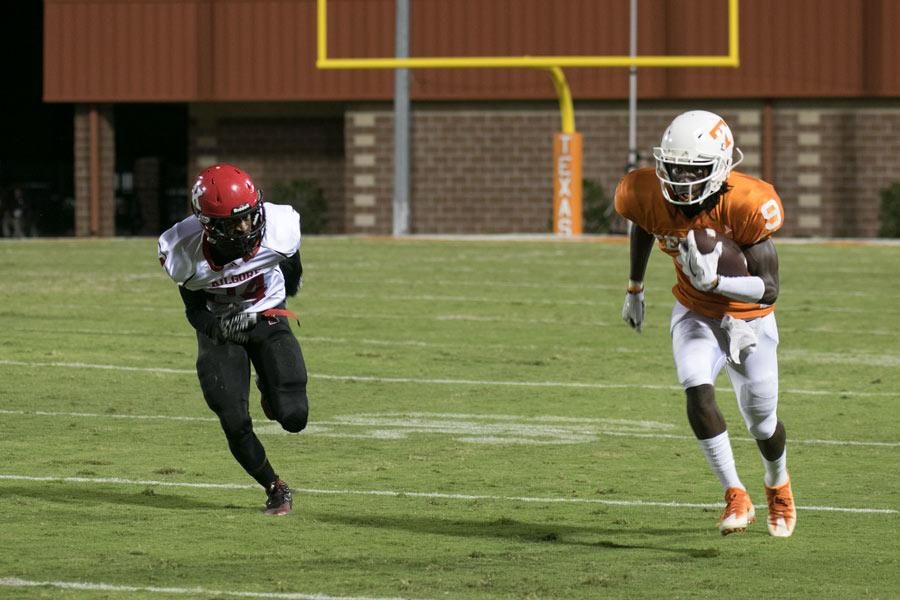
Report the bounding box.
[765,478,796,537]
[719,487,756,535]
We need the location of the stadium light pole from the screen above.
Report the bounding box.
[627,0,638,172]
[393,0,411,236]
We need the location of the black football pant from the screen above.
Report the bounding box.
[195,314,309,487]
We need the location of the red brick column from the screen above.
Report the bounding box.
[74,104,116,237]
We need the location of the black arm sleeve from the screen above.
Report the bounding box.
[178,286,221,340]
[629,224,656,283]
[280,251,303,297]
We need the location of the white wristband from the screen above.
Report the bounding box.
[714,275,765,303]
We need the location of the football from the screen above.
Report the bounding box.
[690,228,750,276]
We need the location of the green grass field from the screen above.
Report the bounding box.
[1,236,898,599]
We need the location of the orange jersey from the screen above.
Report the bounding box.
[615,167,784,319]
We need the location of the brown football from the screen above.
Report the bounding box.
[690,228,750,276]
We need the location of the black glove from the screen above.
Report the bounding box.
[215,312,257,344]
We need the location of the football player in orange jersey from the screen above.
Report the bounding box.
[614,111,796,537]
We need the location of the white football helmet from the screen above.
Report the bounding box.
[652,110,744,206]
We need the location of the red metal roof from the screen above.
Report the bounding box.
[43,0,900,102]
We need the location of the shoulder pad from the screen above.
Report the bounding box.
[262,203,302,256]
[727,174,784,244]
[157,217,202,284]
[614,167,658,225]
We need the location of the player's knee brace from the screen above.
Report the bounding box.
[272,374,308,433]
[280,402,308,433]
[749,413,778,440]
[739,380,778,440]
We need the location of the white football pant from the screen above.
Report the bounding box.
[670,301,780,440]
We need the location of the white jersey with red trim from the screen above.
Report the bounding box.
[157,202,301,316]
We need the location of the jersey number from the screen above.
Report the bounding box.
[225,274,267,302]
[761,199,782,231]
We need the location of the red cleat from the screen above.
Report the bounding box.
[264,479,293,516]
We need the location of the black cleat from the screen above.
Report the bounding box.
[264,479,293,516]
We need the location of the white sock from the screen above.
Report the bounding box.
[762,449,788,487]
[697,431,744,491]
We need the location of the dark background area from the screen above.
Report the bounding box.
[2,0,188,236]
[114,103,188,236]
[2,0,73,236]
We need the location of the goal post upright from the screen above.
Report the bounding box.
[547,67,581,236]
[315,0,740,236]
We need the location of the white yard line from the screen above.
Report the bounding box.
[0,577,413,600]
[14,324,900,359]
[314,291,598,306]
[325,233,900,245]
[311,298,895,317]
[15,304,900,332]
[1,407,897,448]
[0,474,894,515]
[780,349,900,367]
[324,276,623,291]
[0,358,896,398]
[305,311,614,326]
[12,326,900,358]
[0,408,215,422]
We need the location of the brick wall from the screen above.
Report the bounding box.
[767,107,900,238]
[170,101,900,237]
[344,109,394,233]
[821,109,900,237]
[409,110,557,234]
[73,104,115,236]
[188,106,346,233]
[338,104,767,235]
[337,101,900,238]
[72,101,900,239]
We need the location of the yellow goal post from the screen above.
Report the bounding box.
[316,0,740,235]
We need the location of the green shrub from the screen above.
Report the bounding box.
[270,179,329,234]
[582,178,614,234]
[879,183,900,238]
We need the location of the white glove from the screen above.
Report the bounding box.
[721,315,758,364]
[677,230,721,292]
[217,312,258,344]
[622,290,645,333]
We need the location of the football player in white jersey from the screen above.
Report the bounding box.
[158,163,308,516]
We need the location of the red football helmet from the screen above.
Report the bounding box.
[191,163,266,256]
